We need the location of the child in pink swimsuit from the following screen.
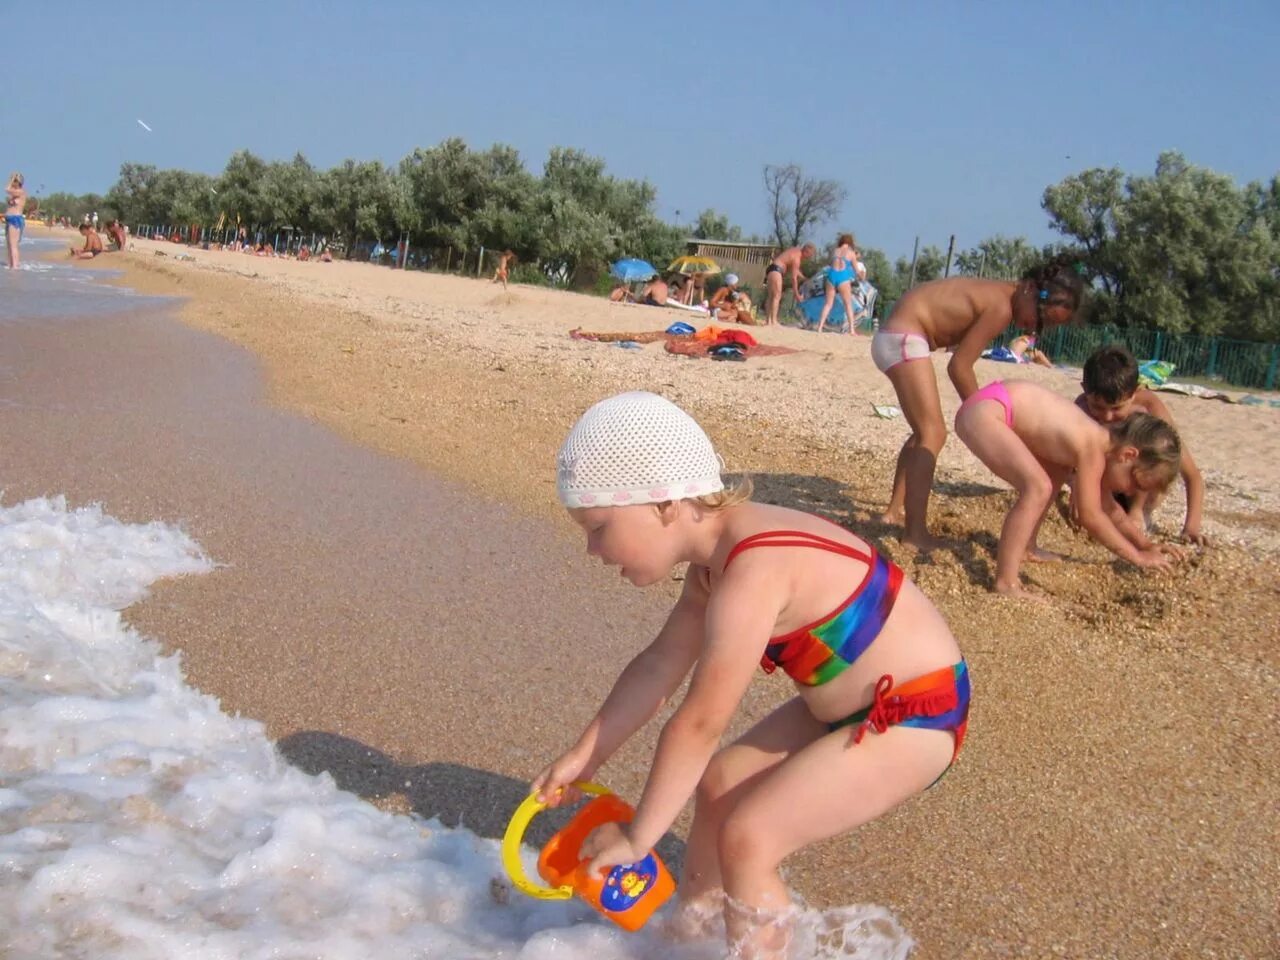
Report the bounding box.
[954,380,1185,596]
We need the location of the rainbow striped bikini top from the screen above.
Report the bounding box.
[723,527,904,687]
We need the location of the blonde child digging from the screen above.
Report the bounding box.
[1076,344,1206,544]
[954,379,1184,597]
[533,392,970,959]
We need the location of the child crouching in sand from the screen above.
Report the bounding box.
[954,379,1183,597]
[1077,344,1206,544]
[533,391,969,959]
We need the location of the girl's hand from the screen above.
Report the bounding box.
[582,821,647,876]
[1180,525,1208,546]
[1135,548,1172,570]
[1157,542,1188,562]
[530,746,593,807]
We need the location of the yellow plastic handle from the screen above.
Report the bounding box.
[501,780,611,900]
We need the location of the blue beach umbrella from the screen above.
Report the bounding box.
[610,258,658,282]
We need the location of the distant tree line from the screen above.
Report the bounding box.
[37,144,1279,340]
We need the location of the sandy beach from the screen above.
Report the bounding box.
[9,226,1278,958]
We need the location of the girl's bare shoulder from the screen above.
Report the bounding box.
[716,502,868,565]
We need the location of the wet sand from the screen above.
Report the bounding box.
[5,231,1277,958]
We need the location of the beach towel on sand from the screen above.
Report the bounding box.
[569,326,797,360]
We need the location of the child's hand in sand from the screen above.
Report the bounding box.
[1180,524,1208,547]
[1155,542,1189,562]
[1134,547,1173,570]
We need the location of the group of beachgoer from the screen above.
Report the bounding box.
[529,249,1205,957]
[871,263,1203,585]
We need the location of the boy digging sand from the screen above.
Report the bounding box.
[1076,345,1206,544]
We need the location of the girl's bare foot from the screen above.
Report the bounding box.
[878,507,905,526]
[902,531,946,552]
[994,580,1047,601]
[1024,547,1064,563]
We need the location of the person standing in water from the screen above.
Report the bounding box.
[5,172,27,269]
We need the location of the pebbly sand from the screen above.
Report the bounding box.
[11,227,1279,958]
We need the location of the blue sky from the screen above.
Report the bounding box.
[7,1,1277,260]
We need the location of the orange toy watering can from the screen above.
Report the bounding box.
[501,781,676,932]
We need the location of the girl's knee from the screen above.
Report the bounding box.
[1018,473,1054,505]
[914,423,948,451]
[717,810,780,873]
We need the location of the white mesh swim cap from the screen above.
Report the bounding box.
[725,273,739,286]
[557,392,724,508]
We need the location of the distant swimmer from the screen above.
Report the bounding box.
[763,242,815,326]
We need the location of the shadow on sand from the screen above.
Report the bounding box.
[278,731,688,872]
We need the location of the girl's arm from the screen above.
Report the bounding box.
[624,561,783,852]
[1103,494,1154,550]
[1074,449,1165,566]
[1143,393,1206,542]
[947,308,1010,400]
[534,572,707,800]
[1179,449,1205,542]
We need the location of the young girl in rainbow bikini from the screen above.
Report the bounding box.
[533,391,969,959]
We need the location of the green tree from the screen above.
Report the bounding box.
[147,169,217,224]
[690,208,743,241]
[259,153,318,230]
[954,235,1040,279]
[1044,152,1280,337]
[215,150,271,226]
[105,163,159,223]
[312,159,399,250]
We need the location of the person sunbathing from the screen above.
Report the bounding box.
[69,224,104,259]
[709,273,755,323]
[609,282,636,303]
[1009,335,1052,366]
[639,277,669,306]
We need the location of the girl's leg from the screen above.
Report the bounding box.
[6,224,17,268]
[955,403,1053,595]
[881,358,947,550]
[1026,461,1070,561]
[676,698,825,925]
[838,283,856,334]
[718,724,954,959]
[815,284,837,333]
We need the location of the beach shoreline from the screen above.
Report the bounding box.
[13,225,1279,958]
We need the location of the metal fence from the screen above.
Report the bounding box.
[993,322,1280,390]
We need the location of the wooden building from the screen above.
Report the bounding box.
[684,239,778,290]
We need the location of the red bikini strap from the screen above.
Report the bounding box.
[723,529,871,570]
